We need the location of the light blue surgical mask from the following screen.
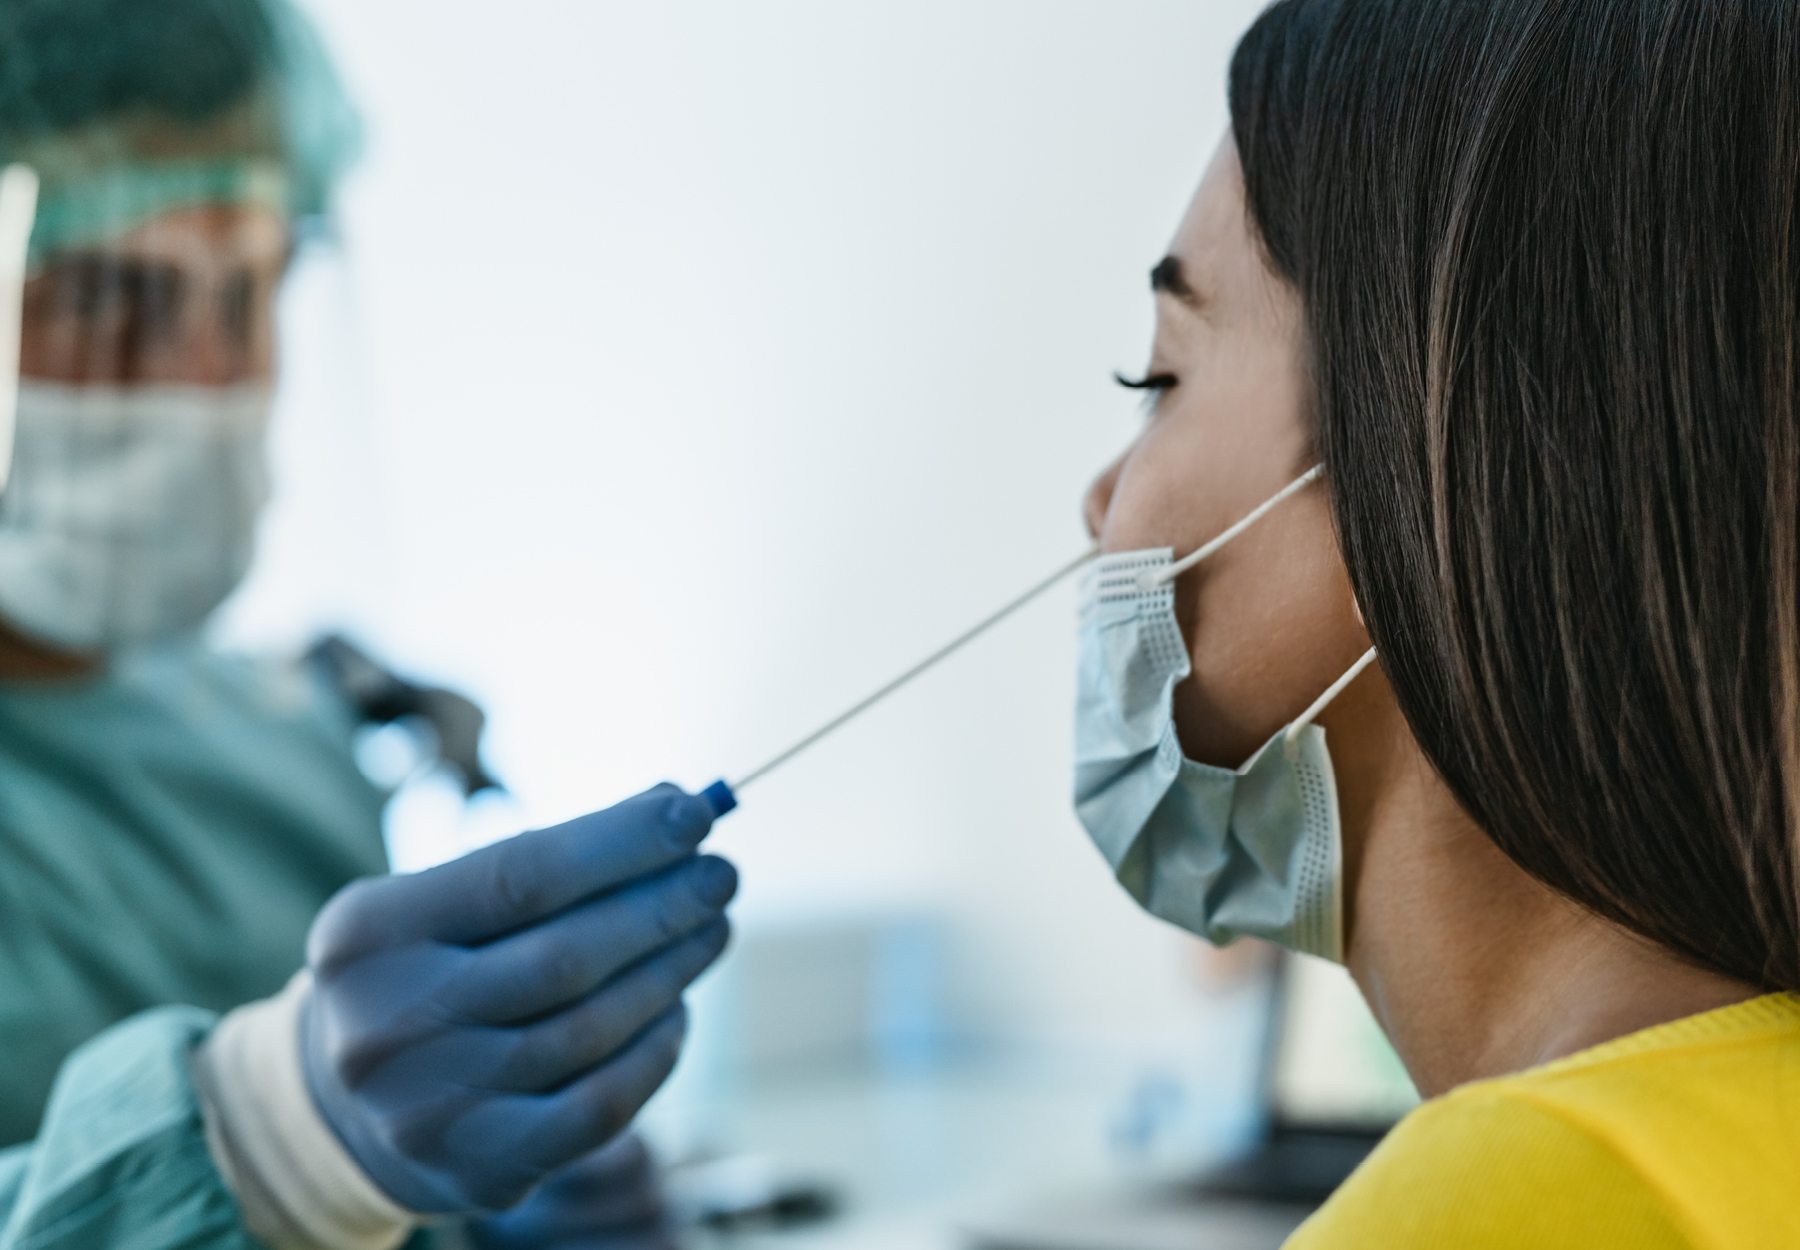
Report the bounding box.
[1074,466,1377,963]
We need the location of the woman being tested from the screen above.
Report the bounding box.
[0,2,734,1248]
[1075,0,1800,1243]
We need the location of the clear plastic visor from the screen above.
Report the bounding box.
[22,197,288,389]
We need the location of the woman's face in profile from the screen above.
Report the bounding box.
[1084,137,1371,772]
[1082,138,1470,1057]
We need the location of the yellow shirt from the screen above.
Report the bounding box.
[1284,994,1800,1249]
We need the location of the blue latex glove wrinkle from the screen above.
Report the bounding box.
[301,783,737,1214]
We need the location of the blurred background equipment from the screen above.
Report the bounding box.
[309,631,501,795]
[962,953,1416,1250]
[1193,954,1417,1204]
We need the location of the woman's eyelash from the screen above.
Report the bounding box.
[1115,370,1178,413]
[1114,370,1178,393]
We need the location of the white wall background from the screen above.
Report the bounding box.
[216,0,1275,1058]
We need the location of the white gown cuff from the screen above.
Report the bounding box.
[192,970,419,1250]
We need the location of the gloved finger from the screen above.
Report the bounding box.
[454,855,738,1023]
[471,1221,675,1250]
[502,1006,691,1181]
[471,1136,667,1246]
[314,785,716,954]
[422,785,716,944]
[495,919,730,1092]
[430,1010,689,1212]
[562,1231,676,1250]
[538,1133,660,1210]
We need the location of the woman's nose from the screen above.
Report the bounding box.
[1084,455,1126,542]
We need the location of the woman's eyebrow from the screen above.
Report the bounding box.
[1150,255,1204,310]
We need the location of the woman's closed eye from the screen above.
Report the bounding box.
[1115,369,1179,413]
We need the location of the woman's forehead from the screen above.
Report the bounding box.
[1164,137,1294,331]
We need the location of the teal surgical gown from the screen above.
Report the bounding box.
[0,638,389,1241]
[0,1008,264,1250]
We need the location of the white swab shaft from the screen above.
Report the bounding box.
[731,547,1096,790]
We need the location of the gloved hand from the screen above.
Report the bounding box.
[300,783,737,1215]
[468,1133,676,1250]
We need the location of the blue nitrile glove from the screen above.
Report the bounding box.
[469,1133,675,1250]
[299,783,737,1214]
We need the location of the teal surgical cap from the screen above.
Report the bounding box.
[0,0,362,260]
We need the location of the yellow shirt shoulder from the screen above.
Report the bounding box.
[1284,993,1800,1250]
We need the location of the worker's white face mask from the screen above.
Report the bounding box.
[1073,468,1376,963]
[0,380,272,650]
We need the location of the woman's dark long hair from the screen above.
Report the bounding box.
[1231,0,1800,989]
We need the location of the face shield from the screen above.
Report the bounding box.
[0,0,359,653]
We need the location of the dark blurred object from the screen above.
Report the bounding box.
[964,952,1406,1250]
[700,1186,838,1234]
[307,633,500,796]
[1193,1126,1378,1206]
[665,1154,840,1236]
[963,1189,1310,1250]
[1187,954,1396,1206]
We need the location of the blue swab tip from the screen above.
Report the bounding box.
[702,779,738,817]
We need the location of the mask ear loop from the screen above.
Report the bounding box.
[0,164,39,495]
[1283,646,1379,761]
[1111,460,1358,759]
[1137,464,1325,591]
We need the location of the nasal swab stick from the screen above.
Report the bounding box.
[700,465,1328,817]
[701,547,1095,814]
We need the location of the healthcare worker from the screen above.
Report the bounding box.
[1075,0,1800,1244]
[0,1,735,1247]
